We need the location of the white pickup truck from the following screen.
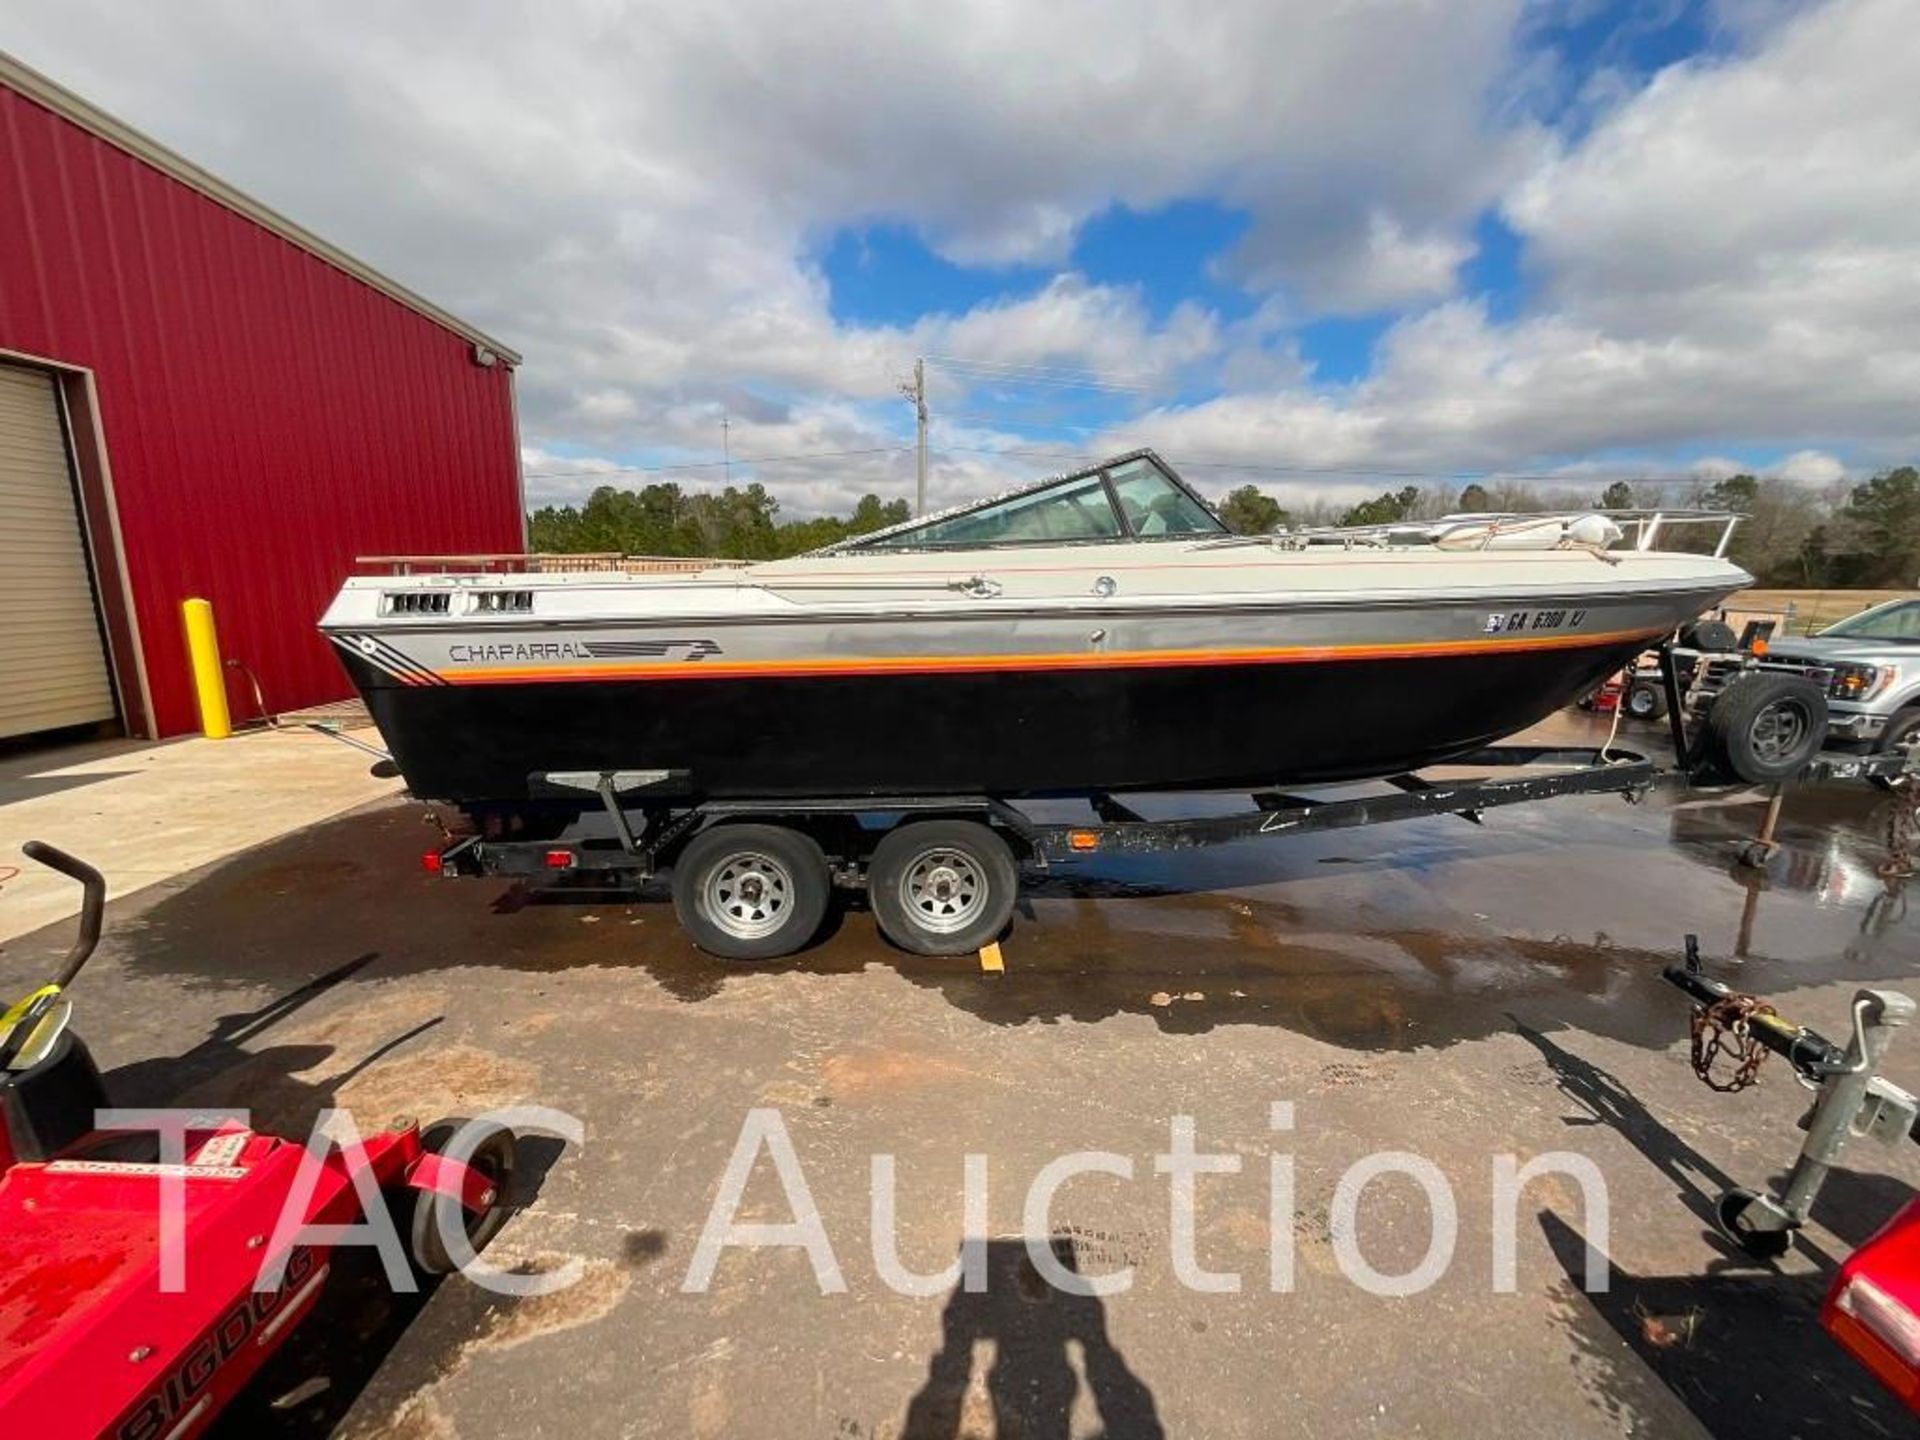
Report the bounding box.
[1753,597,1920,767]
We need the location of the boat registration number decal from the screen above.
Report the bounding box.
[1484,608,1587,635]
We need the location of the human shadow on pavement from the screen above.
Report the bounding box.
[900,1238,1165,1440]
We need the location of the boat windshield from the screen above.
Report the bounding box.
[1818,599,1920,643]
[856,452,1227,549]
[1105,457,1223,536]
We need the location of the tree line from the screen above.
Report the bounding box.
[531,464,1920,587]
[1215,465,1919,587]
[529,482,912,560]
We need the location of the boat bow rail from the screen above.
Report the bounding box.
[1204,507,1744,558]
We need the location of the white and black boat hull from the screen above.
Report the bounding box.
[327,584,1731,810]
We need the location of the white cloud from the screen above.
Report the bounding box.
[5,0,1916,518]
[3,0,1534,507]
[1772,449,1847,487]
[1108,0,1920,483]
[1690,455,1747,482]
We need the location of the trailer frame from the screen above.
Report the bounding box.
[419,644,1915,957]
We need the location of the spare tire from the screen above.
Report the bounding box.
[1706,673,1829,783]
[1681,619,1738,654]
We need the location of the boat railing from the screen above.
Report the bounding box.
[1594,509,1743,557]
[1230,507,1743,557]
[354,553,751,576]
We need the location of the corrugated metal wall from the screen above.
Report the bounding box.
[0,85,523,736]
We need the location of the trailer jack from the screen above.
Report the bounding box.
[1664,935,1919,1259]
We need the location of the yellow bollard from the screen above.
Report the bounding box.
[181,598,232,739]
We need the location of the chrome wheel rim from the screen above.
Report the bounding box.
[704,852,794,940]
[1751,702,1808,763]
[899,848,987,935]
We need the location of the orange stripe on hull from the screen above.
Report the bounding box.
[415,624,1665,687]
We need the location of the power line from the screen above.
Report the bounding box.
[524,444,911,481]
[934,443,1730,487]
[924,353,1128,379]
[924,355,1153,395]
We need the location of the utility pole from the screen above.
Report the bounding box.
[721,408,731,486]
[899,357,928,514]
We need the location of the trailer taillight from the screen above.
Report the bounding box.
[1834,1274,1920,1368]
[421,851,444,874]
[544,849,575,870]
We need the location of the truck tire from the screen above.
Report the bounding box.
[1873,707,1920,792]
[1707,673,1829,784]
[671,824,831,960]
[867,819,1019,957]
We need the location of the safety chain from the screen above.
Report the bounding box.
[422,805,457,845]
[1882,791,1917,880]
[1689,994,1778,1093]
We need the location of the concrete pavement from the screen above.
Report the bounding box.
[1,718,1916,1438]
[0,722,400,942]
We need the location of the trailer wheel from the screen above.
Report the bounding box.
[1715,1187,1794,1260]
[672,824,830,960]
[1624,679,1668,721]
[1706,673,1829,784]
[405,1119,516,1276]
[868,820,1018,957]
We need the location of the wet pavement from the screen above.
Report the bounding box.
[1,717,1917,1439]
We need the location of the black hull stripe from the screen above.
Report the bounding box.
[341,635,1651,804]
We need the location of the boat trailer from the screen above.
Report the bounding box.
[412,644,1916,960]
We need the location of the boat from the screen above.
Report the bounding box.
[319,449,1751,816]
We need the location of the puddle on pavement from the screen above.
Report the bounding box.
[21,779,1913,1055]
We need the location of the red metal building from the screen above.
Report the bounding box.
[0,53,525,740]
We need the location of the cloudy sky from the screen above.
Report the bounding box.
[7,0,1916,514]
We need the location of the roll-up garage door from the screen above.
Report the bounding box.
[0,364,117,738]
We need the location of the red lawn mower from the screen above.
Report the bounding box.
[0,842,517,1439]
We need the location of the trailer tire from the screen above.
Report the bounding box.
[868,820,1019,957]
[672,824,830,960]
[1715,1187,1794,1260]
[1706,673,1829,784]
[404,1119,516,1276]
[1624,679,1668,721]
